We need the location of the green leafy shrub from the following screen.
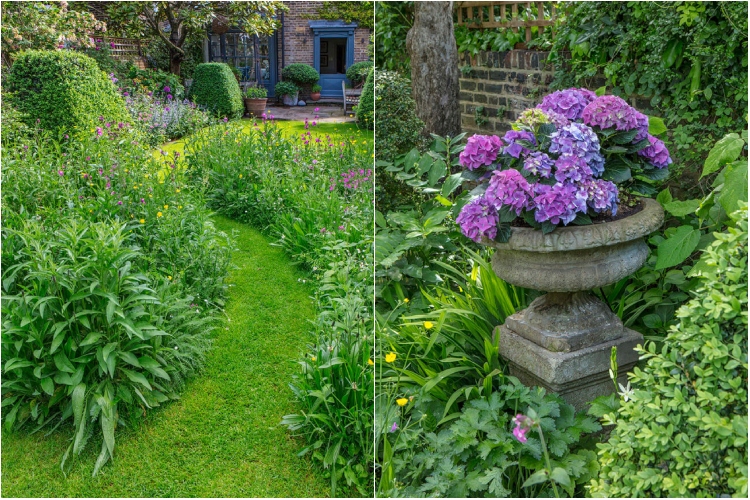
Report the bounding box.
[122,66,185,100]
[190,63,243,119]
[274,81,299,97]
[590,204,748,497]
[374,71,425,164]
[143,36,204,80]
[346,60,374,86]
[281,63,320,85]
[6,50,129,136]
[245,86,267,99]
[356,67,374,130]
[1,93,31,146]
[1,219,215,474]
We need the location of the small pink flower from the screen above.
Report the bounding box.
[117,200,123,205]
[314,107,320,112]
[390,422,398,432]
[338,225,345,231]
[58,170,64,176]
[320,227,327,233]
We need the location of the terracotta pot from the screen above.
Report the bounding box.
[244,98,267,117]
[310,92,321,101]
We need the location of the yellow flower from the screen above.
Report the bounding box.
[139,219,145,224]
[239,174,243,178]
[124,169,129,173]
[148,194,153,198]
[367,358,374,366]
[175,188,180,193]
[163,205,169,210]
[424,321,434,330]
[157,211,163,218]
[133,185,138,189]
[144,174,150,178]
[385,352,396,363]
[178,205,183,209]
[403,298,409,303]
[458,286,463,293]
[167,275,172,280]
[311,356,317,362]
[396,398,408,407]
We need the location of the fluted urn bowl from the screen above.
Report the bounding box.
[483,198,664,293]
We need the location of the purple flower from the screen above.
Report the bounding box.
[554,155,594,183]
[338,225,345,231]
[96,127,103,137]
[523,152,554,178]
[549,122,605,177]
[390,422,399,433]
[164,86,171,93]
[165,107,170,112]
[485,169,535,215]
[581,179,619,215]
[117,200,123,205]
[457,197,499,243]
[582,95,649,141]
[533,182,588,225]
[459,134,504,170]
[537,88,597,121]
[58,170,64,176]
[167,94,173,100]
[512,414,534,444]
[123,91,129,96]
[502,130,536,158]
[223,117,228,123]
[638,134,672,168]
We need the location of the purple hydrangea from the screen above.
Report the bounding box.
[549,122,605,176]
[554,155,594,183]
[459,134,504,170]
[544,110,571,129]
[523,152,554,178]
[581,179,619,215]
[503,130,536,158]
[638,134,672,168]
[537,88,597,121]
[485,169,535,215]
[581,95,650,142]
[457,197,499,243]
[533,182,588,225]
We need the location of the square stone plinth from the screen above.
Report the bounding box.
[496,324,643,411]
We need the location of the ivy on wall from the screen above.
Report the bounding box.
[309,1,374,30]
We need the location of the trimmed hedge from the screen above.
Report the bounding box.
[374,71,425,163]
[6,50,129,135]
[190,63,243,119]
[281,63,319,85]
[346,61,373,86]
[356,67,374,130]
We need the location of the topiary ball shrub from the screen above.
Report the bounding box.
[346,60,373,87]
[190,63,243,119]
[281,63,320,85]
[375,71,426,163]
[356,67,374,130]
[589,204,748,498]
[6,50,129,136]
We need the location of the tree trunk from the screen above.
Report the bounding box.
[169,45,183,76]
[406,1,461,138]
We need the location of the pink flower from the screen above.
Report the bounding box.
[320,227,327,233]
[338,225,345,231]
[58,170,64,176]
[96,127,103,137]
[390,422,398,433]
[314,107,320,112]
[511,414,535,444]
[459,135,504,170]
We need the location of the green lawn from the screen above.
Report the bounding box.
[1,216,329,498]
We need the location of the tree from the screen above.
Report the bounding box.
[406,1,460,138]
[106,2,286,76]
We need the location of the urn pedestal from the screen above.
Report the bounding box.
[484,199,664,410]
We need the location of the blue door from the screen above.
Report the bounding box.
[309,21,357,99]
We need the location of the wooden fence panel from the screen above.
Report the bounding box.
[455,1,557,43]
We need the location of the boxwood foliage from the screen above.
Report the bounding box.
[190,63,243,119]
[6,50,129,136]
[281,63,320,85]
[356,67,374,130]
[346,60,374,86]
[590,204,748,498]
[374,71,426,163]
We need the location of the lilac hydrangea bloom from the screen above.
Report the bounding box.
[544,110,571,129]
[537,88,596,121]
[638,134,672,168]
[554,155,594,183]
[503,130,536,158]
[459,134,504,170]
[580,179,619,215]
[549,122,605,176]
[457,197,499,243]
[485,169,535,215]
[523,152,555,178]
[533,182,588,225]
[582,95,649,142]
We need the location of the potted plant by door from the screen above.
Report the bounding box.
[310,84,322,102]
[281,63,320,100]
[274,81,299,106]
[244,86,267,116]
[345,60,373,89]
[453,88,671,409]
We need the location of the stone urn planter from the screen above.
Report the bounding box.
[483,198,664,409]
[281,92,299,106]
[244,98,267,117]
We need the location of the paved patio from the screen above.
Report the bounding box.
[245,102,356,123]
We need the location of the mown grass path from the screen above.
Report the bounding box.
[1,216,328,497]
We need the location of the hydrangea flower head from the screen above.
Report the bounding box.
[459,134,504,170]
[582,95,649,141]
[533,182,588,225]
[485,168,535,215]
[537,88,597,121]
[457,197,499,243]
[513,108,551,130]
[580,179,619,215]
[638,134,672,168]
[503,130,536,158]
[549,122,605,176]
[554,155,594,183]
[523,151,554,178]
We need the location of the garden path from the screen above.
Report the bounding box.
[0,217,329,497]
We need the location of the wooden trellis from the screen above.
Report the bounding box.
[102,37,150,60]
[455,1,557,44]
